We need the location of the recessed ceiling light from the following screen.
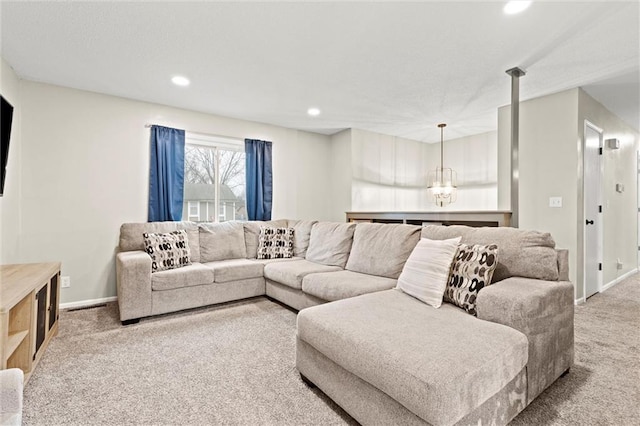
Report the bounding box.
[171,76,190,87]
[307,107,321,117]
[503,1,532,15]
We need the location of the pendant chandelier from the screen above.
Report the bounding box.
[427,123,457,207]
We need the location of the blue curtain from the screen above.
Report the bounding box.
[245,139,273,221]
[148,125,185,222]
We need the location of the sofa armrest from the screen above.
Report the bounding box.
[0,368,23,426]
[116,250,152,322]
[476,277,574,403]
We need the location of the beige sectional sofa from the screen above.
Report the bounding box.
[116,220,574,426]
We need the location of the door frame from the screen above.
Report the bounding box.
[580,120,604,301]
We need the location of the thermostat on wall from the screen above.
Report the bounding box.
[606,138,620,149]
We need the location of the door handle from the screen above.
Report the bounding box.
[586,220,594,225]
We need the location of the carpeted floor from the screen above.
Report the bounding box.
[511,271,640,425]
[23,273,639,425]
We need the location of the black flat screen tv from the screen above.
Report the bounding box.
[1,95,14,196]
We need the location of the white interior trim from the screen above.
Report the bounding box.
[60,296,117,310]
[576,268,636,305]
[581,119,604,301]
[601,268,638,293]
[186,131,243,150]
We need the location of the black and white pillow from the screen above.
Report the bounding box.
[143,230,191,273]
[257,227,294,259]
[444,244,498,316]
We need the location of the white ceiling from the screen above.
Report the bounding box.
[1,1,638,143]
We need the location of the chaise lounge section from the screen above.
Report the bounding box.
[296,224,574,425]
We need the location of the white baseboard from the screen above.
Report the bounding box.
[574,297,585,305]
[601,268,638,293]
[60,296,117,310]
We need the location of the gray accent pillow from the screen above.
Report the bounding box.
[305,222,356,268]
[445,244,499,315]
[199,222,247,262]
[143,230,191,273]
[288,220,318,258]
[421,225,558,282]
[257,227,294,259]
[346,223,421,279]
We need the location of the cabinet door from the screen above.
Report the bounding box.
[35,285,48,355]
[49,274,58,330]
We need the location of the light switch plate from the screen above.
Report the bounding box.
[61,276,71,288]
[549,196,563,208]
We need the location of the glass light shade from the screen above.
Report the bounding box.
[427,167,457,207]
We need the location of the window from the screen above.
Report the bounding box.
[182,133,246,222]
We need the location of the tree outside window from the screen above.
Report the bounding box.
[182,138,246,222]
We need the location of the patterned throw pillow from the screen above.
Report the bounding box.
[445,244,498,316]
[257,227,294,259]
[143,230,191,273]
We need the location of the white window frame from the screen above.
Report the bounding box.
[185,132,244,223]
[187,201,200,221]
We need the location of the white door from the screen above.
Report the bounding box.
[584,122,603,300]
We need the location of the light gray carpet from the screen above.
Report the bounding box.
[511,272,640,425]
[23,298,355,425]
[23,273,639,425]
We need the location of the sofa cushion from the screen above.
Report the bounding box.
[302,270,397,302]
[297,289,528,426]
[252,257,302,265]
[421,225,559,282]
[202,259,264,283]
[445,244,499,316]
[143,230,192,273]
[243,220,289,259]
[305,222,356,268]
[199,222,247,262]
[396,237,461,308]
[257,227,294,259]
[346,223,421,279]
[287,220,318,258]
[151,263,214,291]
[264,259,342,290]
[120,221,200,263]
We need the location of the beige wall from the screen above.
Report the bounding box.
[351,128,431,211]
[350,128,498,212]
[13,80,333,304]
[514,89,580,288]
[328,129,352,222]
[497,109,511,212]
[443,131,498,210]
[0,58,22,264]
[499,88,639,300]
[578,89,639,287]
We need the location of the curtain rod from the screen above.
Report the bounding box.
[144,123,242,143]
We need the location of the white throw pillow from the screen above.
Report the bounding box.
[396,236,461,308]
